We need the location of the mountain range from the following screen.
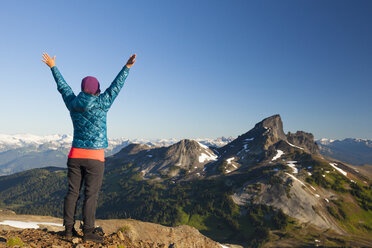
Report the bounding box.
[0,115,371,247]
[0,133,233,175]
[1,132,372,177]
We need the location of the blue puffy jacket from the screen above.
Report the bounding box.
[51,66,130,149]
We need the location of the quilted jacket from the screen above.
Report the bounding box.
[51,66,130,149]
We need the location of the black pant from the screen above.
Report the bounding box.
[63,158,105,230]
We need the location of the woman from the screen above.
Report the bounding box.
[42,52,136,242]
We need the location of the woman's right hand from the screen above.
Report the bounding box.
[42,52,56,68]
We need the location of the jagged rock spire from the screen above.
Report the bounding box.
[253,114,287,141]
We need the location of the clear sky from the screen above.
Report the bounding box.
[0,0,371,140]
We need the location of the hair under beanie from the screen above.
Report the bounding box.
[81,76,100,95]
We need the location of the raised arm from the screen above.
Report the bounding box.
[100,54,136,110]
[42,52,75,110]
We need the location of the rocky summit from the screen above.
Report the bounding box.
[0,213,239,248]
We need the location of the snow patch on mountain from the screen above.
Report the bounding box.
[226,157,235,164]
[199,151,218,163]
[0,220,63,229]
[286,161,298,174]
[287,141,304,150]
[318,138,335,145]
[272,150,284,161]
[285,172,305,186]
[329,163,347,176]
[197,141,209,149]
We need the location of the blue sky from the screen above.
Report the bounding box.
[0,0,371,140]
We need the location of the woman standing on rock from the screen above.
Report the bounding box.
[42,52,136,243]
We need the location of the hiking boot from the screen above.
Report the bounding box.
[64,225,79,238]
[83,228,103,243]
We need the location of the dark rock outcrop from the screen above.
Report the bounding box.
[287,131,319,154]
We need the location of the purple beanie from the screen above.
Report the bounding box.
[81,76,100,95]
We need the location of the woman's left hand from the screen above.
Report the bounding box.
[126,54,136,68]
[42,52,56,68]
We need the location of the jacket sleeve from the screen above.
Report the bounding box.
[100,65,130,110]
[51,66,76,111]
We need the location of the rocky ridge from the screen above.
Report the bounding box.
[0,213,240,248]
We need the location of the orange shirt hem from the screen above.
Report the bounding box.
[68,147,105,162]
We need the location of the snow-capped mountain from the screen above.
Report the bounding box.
[0,134,73,152]
[0,134,234,152]
[318,138,372,147]
[109,139,219,180]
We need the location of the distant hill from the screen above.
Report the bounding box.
[317,138,372,166]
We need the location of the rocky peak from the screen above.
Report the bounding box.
[175,139,202,148]
[253,114,287,141]
[246,114,288,151]
[287,131,319,154]
[218,115,322,167]
[167,139,206,154]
